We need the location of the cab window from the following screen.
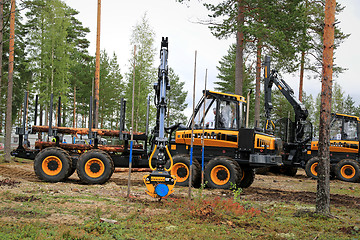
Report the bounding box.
[343,120,358,140]
[218,100,237,130]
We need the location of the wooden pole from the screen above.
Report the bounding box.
[94,0,101,128]
[189,50,197,199]
[127,45,136,198]
[316,0,336,216]
[4,0,15,162]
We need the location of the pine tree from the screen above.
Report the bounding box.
[0,0,31,130]
[99,51,123,129]
[343,95,356,116]
[331,82,345,114]
[124,14,156,133]
[214,43,255,126]
[25,0,72,123]
[167,68,188,126]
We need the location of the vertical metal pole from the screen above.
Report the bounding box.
[201,69,207,188]
[19,92,28,148]
[34,95,38,126]
[246,90,251,128]
[145,95,150,136]
[145,95,150,152]
[25,91,29,131]
[127,45,136,198]
[93,98,97,129]
[22,92,28,130]
[89,96,93,139]
[57,97,61,127]
[189,50,197,199]
[119,98,124,140]
[49,94,53,138]
[73,86,76,128]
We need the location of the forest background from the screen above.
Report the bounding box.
[0,0,359,137]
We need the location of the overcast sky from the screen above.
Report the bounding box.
[63,0,360,117]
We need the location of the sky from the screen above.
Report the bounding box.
[63,0,360,118]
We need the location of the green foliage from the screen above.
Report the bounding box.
[230,182,243,203]
[214,43,255,126]
[124,14,157,132]
[0,1,31,129]
[204,0,306,72]
[167,68,188,126]
[98,51,123,129]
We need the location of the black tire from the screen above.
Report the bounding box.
[204,156,241,189]
[67,157,78,178]
[335,159,360,182]
[239,168,255,188]
[76,150,114,184]
[305,157,319,179]
[34,147,72,182]
[168,154,201,187]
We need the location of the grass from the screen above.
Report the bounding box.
[0,189,359,239]
[0,159,359,239]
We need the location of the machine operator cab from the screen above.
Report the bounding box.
[172,90,282,167]
[191,90,246,131]
[330,113,359,141]
[311,113,360,157]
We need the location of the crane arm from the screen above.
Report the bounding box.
[263,56,309,142]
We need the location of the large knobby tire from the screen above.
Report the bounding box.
[305,157,319,179]
[67,157,78,178]
[168,154,201,187]
[34,147,72,182]
[239,167,255,188]
[205,156,241,189]
[76,150,114,184]
[335,159,360,183]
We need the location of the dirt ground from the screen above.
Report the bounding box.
[0,159,359,210]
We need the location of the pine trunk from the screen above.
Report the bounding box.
[254,42,261,128]
[0,0,3,134]
[299,51,305,102]
[235,0,244,96]
[316,0,336,216]
[4,0,15,162]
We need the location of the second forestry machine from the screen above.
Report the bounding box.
[264,56,360,183]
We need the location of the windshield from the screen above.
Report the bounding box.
[191,95,239,130]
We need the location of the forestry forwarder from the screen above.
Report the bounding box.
[10,40,284,191]
[166,90,284,189]
[263,56,360,182]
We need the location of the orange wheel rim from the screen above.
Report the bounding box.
[171,163,189,183]
[311,162,318,176]
[240,169,245,181]
[42,156,62,176]
[340,165,356,179]
[210,165,230,185]
[85,158,105,178]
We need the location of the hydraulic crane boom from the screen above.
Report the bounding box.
[143,37,176,198]
[264,56,309,142]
